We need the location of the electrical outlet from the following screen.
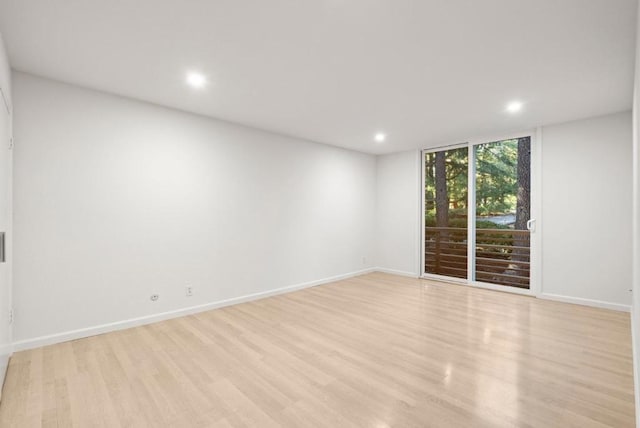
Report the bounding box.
[8,308,13,325]
[150,294,159,301]
[362,256,367,265]
[186,286,193,297]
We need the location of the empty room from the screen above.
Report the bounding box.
[0,0,640,427]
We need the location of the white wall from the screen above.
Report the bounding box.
[9,72,635,353]
[376,112,633,309]
[0,33,12,394]
[541,112,632,308]
[12,72,376,347]
[375,150,421,277]
[631,4,640,426]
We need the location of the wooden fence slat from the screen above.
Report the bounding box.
[425,226,531,289]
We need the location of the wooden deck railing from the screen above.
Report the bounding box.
[425,227,530,289]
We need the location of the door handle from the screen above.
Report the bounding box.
[526,219,535,232]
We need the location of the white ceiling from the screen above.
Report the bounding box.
[0,0,637,154]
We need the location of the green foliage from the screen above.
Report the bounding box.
[475,140,518,216]
[424,139,518,223]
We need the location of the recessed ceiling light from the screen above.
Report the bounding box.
[186,71,207,88]
[506,101,523,114]
[374,133,386,142]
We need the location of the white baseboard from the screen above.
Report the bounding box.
[376,269,630,312]
[13,268,375,352]
[374,267,420,278]
[0,343,12,402]
[13,269,630,352]
[631,308,640,428]
[538,292,631,312]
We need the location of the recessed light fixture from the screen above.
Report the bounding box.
[374,133,386,142]
[506,101,523,114]
[186,71,207,88]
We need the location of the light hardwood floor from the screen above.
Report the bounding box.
[0,272,635,427]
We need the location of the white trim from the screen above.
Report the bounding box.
[632,9,640,424]
[0,344,11,359]
[420,149,426,276]
[467,129,537,147]
[415,150,423,278]
[421,275,534,295]
[538,292,631,312]
[470,280,534,296]
[631,308,640,428]
[530,127,543,296]
[467,144,476,281]
[0,357,7,402]
[376,267,420,278]
[0,343,11,402]
[421,272,467,284]
[0,86,10,116]
[422,274,630,311]
[420,130,540,297]
[422,141,468,154]
[10,269,632,355]
[13,268,375,351]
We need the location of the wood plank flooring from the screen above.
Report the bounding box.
[0,272,635,427]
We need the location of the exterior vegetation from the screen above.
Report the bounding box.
[424,138,531,288]
[424,137,531,230]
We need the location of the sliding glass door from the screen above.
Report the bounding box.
[422,134,535,292]
[473,138,531,289]
[424,147,468,279]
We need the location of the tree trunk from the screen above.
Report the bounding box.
[435,151,448,228]
[513,137,531,267]
[425,155,434,212]
[515,137,531,230]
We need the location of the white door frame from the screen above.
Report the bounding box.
[420,129,542,297]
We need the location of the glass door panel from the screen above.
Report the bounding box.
[424,147,468,279]
[474,138,531,289]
